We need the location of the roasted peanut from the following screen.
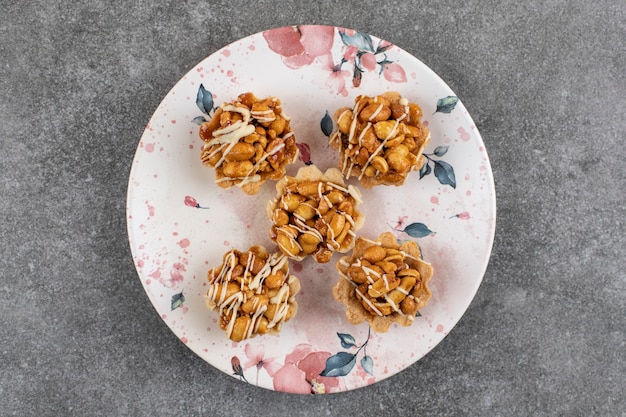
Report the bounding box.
[368,274,400,298]
[229,316,252,342]
[400,296,417,315]
[336,109,353,134]
[296,181,322,196]
[363,245,386,263]
[386,151,411,173]
[370,156,389,174]
[281,193,305,212]
[270,117,286,135]
[276,230,300,257]
[265,271,285,289]
[225,142,256,161]
[374,120,397,140]
[328,213,346,238]
[298,239,319,254]
[330,93,428,187]
[222,160,253,177]
[294,201,317,220]
[272,208,290,226]
[359,103,391,122]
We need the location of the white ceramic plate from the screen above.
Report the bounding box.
[127,25,495,394]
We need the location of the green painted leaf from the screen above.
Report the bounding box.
[196,84,214,115]
[319,352,357,377]
[339,30,375,53]
[433,145,449,157]
[191,115,207,125]
[337,333,356,349]
[171,291,185,310]
[435,96,459,114]
[321,111,333,137]
[419,162,431,179]
[433,160,457,188]
[361,355,374,375]
[402,222,435,238]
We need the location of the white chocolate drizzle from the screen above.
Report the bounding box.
[206,251,294,339]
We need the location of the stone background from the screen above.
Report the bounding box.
[1,1,624,415]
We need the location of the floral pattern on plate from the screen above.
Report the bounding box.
[127,25,496,393]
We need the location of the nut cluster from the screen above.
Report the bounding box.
[329,92,430,188]
[333,232,433,332]
[267,166,364,263]
[206,245,300,342]
[199,92,298,195]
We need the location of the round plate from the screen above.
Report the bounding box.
[127,25,495,394]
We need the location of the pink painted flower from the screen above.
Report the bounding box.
[342,45,358,62]
[450,211,471,220]
[360,52,377,71]
[382,62,407,83]
[231,356,248,383]
[167,262,186,287]
[263,26,335,69]
[243,344,281,385]
[184,195,209,209]
[272,344,341,394]
[184,196,198,207]
[393,215,409,230]
[296,142,312,165]
[318,54,351,97]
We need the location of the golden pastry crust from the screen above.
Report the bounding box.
[199,92,298,195]
[333,232,433,332]
[329,92,430,188]
[267,165,364,263]
[205,245,300,342]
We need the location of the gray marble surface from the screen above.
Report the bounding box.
[1,1,624,416]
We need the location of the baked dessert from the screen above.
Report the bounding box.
[205,245,300,342]
[329,92,430,188]
[199,92,298,194]
[333,232,433,332]
[267,165,364,263]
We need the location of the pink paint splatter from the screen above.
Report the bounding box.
[222,49,231,57]
[145,143,155,153]
[292,263,303,273]
[223,240,230,246]
[169,263,186,285]
[423,120,429,127]
[178,238,190,248]
[226,69,234,77]
[137,259,144,268]
[436,324,444,333]
[458,127,470,142]
[145,202,155,217]
[430,196,439,205]
[181,336,188,344]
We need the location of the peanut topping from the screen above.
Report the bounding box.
[206,245,300,341]
[267,166,364,263]
[333,232,433,332]
[199,92,298,195]
[329,92,431,188]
